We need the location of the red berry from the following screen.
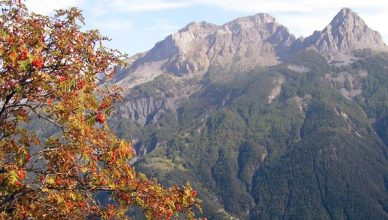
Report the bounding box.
[19,49,28,60]
[15,181,22,187]
[166,211,172,220]
[76,80,85,89]
[55,177,63,186]
[123,194,130,202]
[59,76,66,82]
[100,100,110,109]
[192,190,197,197]
[17,169,25,179]
[47,98,54,106]
[79,201,87,208]
[32,58,43,70]
[98,179,106,186]
[96,112,105,124]
[109,153,116,164]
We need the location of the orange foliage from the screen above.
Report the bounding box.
[0,1,201,219]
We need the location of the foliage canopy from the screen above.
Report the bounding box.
[0,1,199,219]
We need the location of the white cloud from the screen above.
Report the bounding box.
[24,0,84,15]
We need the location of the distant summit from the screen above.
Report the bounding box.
[302,8,387,57]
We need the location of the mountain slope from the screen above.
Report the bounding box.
[108,8,388,219]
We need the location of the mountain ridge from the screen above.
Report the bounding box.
[114,8,387,89]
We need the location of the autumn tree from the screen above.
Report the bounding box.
[0,1,200,219]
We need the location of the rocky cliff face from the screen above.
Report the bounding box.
[118,97,166,126]
[115,13,297,88]
[301,8,387,58]
[160,21,219,76]
[206,13,296,73]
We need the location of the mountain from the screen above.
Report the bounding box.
[114,8,386,90]
[301,8,387,60]
[108,8,388,219]
[114,13,297,89]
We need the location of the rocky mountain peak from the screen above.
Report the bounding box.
[170,21,218,52]
[302,8,387,57]
[231,13,277,25]
[178,21,219,34]
[206,13,295,71]
[253,13,277,23]
[330,7,361,26]
[135,13,295,77]
[224,13,279,33]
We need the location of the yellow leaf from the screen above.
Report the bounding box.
[46,176,55,185]
[69,192,77,201]
[56,196,64,204]
[81,167,88,173]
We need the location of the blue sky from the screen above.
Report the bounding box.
[25,0,388,56]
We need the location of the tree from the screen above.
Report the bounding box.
[0,1,200,219]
